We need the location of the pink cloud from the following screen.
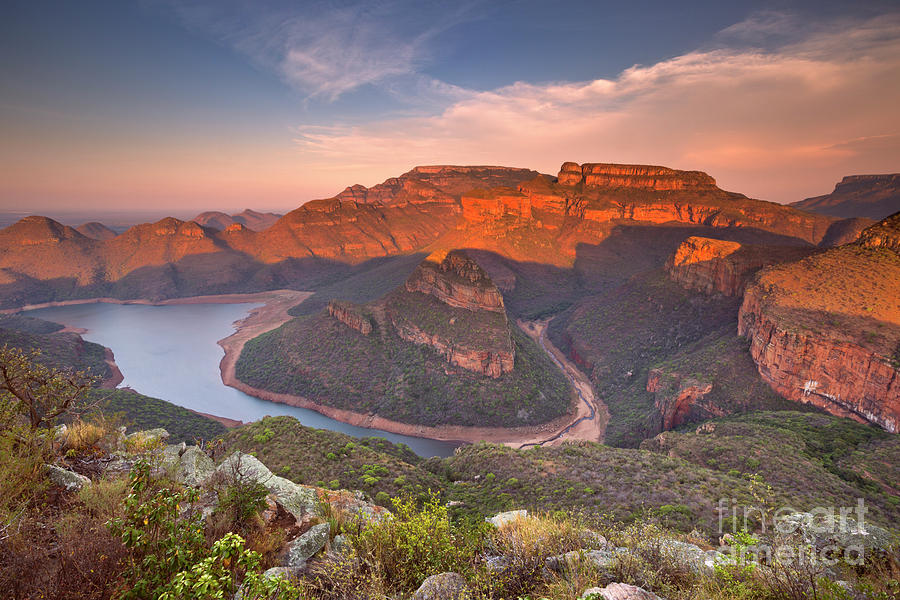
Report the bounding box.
[293,14,900,203]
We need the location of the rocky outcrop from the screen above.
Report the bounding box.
[646,369,715,430]
[580,584,664,600]
[792,174,900,220]
[558,162,718,191]
[411,572,470,600]
[405,250,506,313]
[857,211,900,252]
[666,237,815,296]
[328,300,373,335]
[390,250,515,378]
[336,165,539,206]
[391,317,515,378]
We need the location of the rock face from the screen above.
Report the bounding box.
[284,522,330,567]
[738,217,900,432]
[857,211,900,252]
[328,300,373,335]
[580,583,664,600]
[405,250,506,312]
[792,174,900,220]
[739,287,900,432]
[455,162,847,266]
[666,237,814,296]
[390,251,515,378]
[411,572,470,600]
[646,369,716,430]
[558,162,718,191]
[46,464,91,492]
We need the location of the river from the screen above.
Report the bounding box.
[25,302,460,457]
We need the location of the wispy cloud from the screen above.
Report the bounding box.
[289,11,900,202]
[159,0,484,100]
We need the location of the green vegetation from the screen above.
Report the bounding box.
[236,310,571,428]
[641,411,900,527]
[385,288,511,352]
[224,416,442,506]
[0,326,111,381]
[227,412,898,533]
[0,313,65,334]
[93,388,226,444]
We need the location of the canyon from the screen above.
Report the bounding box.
[3,160,898,439]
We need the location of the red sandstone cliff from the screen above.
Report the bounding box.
[666,237,815,296]
[738,216,900,432]
[558,162,718,190]
[0,161,866,306]
[404,250,506,313]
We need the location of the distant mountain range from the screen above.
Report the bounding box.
[191,209,282,231]
[791,173,900,220]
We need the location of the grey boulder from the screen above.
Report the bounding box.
[411,572,469,600]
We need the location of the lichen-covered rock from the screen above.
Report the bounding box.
[658,540,724,574]
[284,522,330,567]
[46,464,90,492]
[411,572,470,600]
[126,427,169,449]
[173,445,215,487]
[216,452,317,522]
[777,512,896,554]
[486,509,527,528]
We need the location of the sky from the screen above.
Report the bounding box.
[1,0,899,216]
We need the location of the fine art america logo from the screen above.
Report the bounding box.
[715,498,873,566]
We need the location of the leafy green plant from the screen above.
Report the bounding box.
[108,461,208,599]
[348,492,480,593]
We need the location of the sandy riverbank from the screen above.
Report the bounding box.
[516,319,609,446]
[217,296,597,446]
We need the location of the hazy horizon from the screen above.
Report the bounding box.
[3,0,899,214]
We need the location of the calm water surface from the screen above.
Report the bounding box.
[25,302,459,457]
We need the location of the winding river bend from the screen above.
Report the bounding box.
[24,301,460,458]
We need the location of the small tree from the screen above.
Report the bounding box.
[0,345,98,430]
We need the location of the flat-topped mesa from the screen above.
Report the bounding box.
[333,165,540,207]
[666,237,815,296]
[327,300,373,335]
[791,174,900,220]
[557,162,718,191]
[405,250,506,313]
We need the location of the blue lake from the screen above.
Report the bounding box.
[25,302,460,457]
